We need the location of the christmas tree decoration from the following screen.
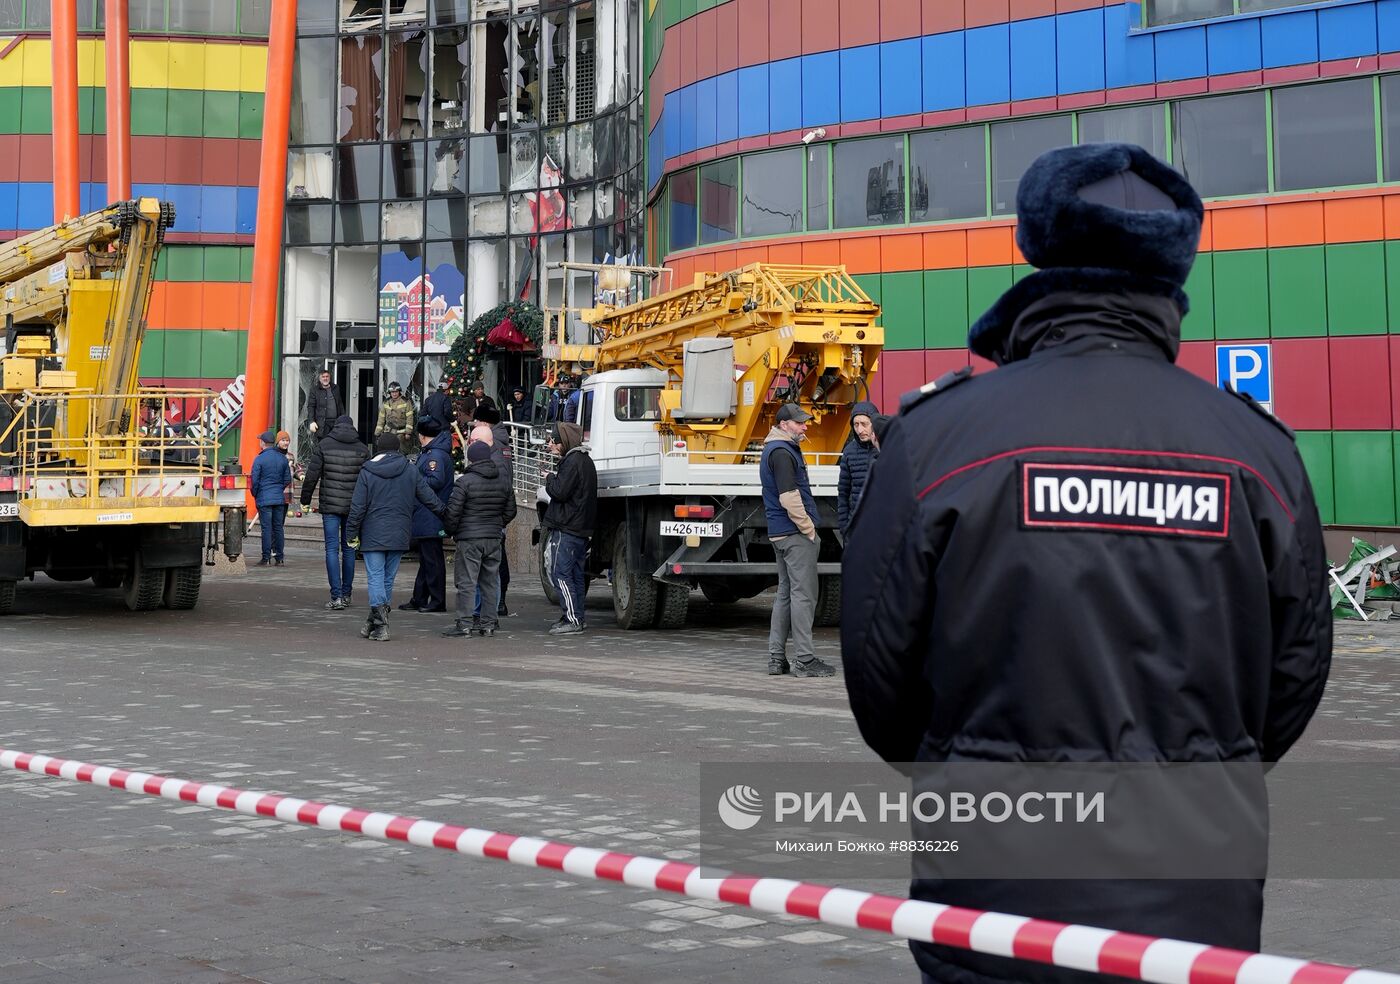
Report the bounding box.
[440,300,545,466]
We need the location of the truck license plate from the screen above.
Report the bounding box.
[0,503,16,518]
[660,521,722,538]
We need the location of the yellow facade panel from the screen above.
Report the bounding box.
[240,45,268,92]
[21,37,51,87]
[130,39,170,89]
[204,42,242,92]
[0,37,23,87]
[167,40,206,90]
[77,38,105,88]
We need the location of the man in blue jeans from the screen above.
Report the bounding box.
[250,430,291,567]
[300,415,370,609]
[543,422,596,634]
[346,433,445,641]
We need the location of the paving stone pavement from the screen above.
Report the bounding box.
[0,544,1396,983]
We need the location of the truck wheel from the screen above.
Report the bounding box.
[163,566,202,611]
[538,533,560,606]
[815,575,842,628]
[612,535,657,630]
[122,556,164,612]
[92,572,122,589]
[0,580,14,615]
[655,581,690,629]
[700,582,739,605]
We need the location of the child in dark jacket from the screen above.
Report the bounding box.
[250,430,292,566]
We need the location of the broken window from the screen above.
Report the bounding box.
[429,28,471,135]
[291,38,336,145]
[288,149,333,200]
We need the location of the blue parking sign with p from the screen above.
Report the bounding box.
[1216,344,1272,411]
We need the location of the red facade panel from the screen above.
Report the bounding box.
[925,348,972,382]
[1272,337,1332,431]
[965,0,1009,28]
[840,0,880,47]
[1176,341,1216,384]
[716,0,741,74]
[17,134,52,183]
[1330,336,1393,429]
[0,135,20,182]
[923,0,964,33]
[769,0,804,60]
[878,350,929,411]
[679,18,697,90]
[802,0,841,53]
[737,0,769,67]
[696,6,718,81]
[881,0,922,40]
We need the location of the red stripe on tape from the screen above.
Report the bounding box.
[655,862,696,894]
[296,801,326,824]
[785,883,832,919]
[855,895,904,933]
[717,877,758,906]
[215,789,240,809]
[595,852,633,882]
[483,833,518,859]
[535,842,573,870]
[255,795,284,817]
[178,782,203,802]
[45,760,64,776]
[75,764,95,782]
[1099,932,1156,980]
[1190,947,1252,984]
[339,809,371,833]
[1013,919,1069,965]
[432,824,467,849]
[14,753,33,769]
[142,776,166,794]
[932,908,982,950]
[1292,964,1358,984]
[108,769,131,787]
[384,816,417,841]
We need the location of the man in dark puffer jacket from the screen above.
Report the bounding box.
[441,441,517,638]
[837,399,879,533]
[300,415,370,610]
[401,417,454,614]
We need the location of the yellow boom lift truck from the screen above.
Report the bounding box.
[0,199,247,615]
[524,263,882,629]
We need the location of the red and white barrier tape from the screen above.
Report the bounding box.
[3,747,1395,984]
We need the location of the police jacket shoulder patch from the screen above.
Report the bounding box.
[900,365,973,413]
[1227,387,1295,440]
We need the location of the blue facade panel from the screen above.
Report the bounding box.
[648,124,664,188]
[696,76,717,149]
[715,70,739,144]
[236,187,258,235]
[680,84,698,157]
[840,44,881,122]
[0,183,20,229]
[1206,17,1262,75]
[737,64,769,137]
[1261,11,1319,68]
[1154,25,1207,81]
[1317,2,1379,60]
[1010,17,1057,100]
[769,57,802,132]
[922,32,965,111]
[1105,2,1155,88]
[965,23,1011,105]
[200,186,237,235]
[1380,0,1400,53]
[1056,8,1106,95]
[663,90,681,158]
[163,184,202,234]
[880,37,921,117]
[802,51,841,127]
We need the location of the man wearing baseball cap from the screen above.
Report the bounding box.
[758,403,834,678]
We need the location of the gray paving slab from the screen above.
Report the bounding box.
[0,544,1393,982]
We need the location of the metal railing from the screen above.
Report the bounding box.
[502,420,552,507]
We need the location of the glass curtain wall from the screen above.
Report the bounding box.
[282,0,645,456]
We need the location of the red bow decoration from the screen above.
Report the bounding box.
[485,315,533,351]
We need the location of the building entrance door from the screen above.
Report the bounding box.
[335,359,378,447]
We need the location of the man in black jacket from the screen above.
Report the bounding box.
[544,421,596,635]
[305,369,343,441]
[421,379,454,433]
[843,144,1332,984]
[299,415,370,610]
[441,440,517,638]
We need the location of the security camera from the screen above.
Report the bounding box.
[801,128,827,145]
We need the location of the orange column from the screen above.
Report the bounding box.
[104,0,132,202]
[51,0,81,222]
[239,0,298,496]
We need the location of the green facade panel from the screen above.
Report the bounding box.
[1332,431,1396,526]
[0,88,19,134]
[204,246,243,282]
[1325,242,1387,335]
[1181,253,1214,340]
[852,273,881,307]
[130,88,167,135]
[165,245,204,281]
[203,90,241,139]
[238,91,264,139]
[923,268,969,349]
[881,271,924,350]
[19,85,50,134]
[138,331,165,377]
[165,89,205,137]
[1266,246,1327,338]
[1212,250,1269,339]
[1386,241,1400,333]
[1294,431,1335,526]
[967,266,1012,328]
[239,246,255,282]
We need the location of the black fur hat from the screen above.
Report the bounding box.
[969,143,1204,364]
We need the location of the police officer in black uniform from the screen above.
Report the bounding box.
[842,143,1332,984]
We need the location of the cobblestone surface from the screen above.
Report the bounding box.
[0,545,1396,982]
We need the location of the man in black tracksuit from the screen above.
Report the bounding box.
[299,414,370,609]
[842,144,1332,984]
[544,421,596,634]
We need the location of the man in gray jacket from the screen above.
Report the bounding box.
[441,440,517,638]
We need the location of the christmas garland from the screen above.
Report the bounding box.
[440,301,545,400]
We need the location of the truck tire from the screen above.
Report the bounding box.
[655,581,690,629]
[122,556,164,612]
[700,582,739,605]
[612,535,657,630]
[0,580,14,615]
[92,572,122,589]
[538,533,560,606]
[815,575,841,628]
[163,566,202,610]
